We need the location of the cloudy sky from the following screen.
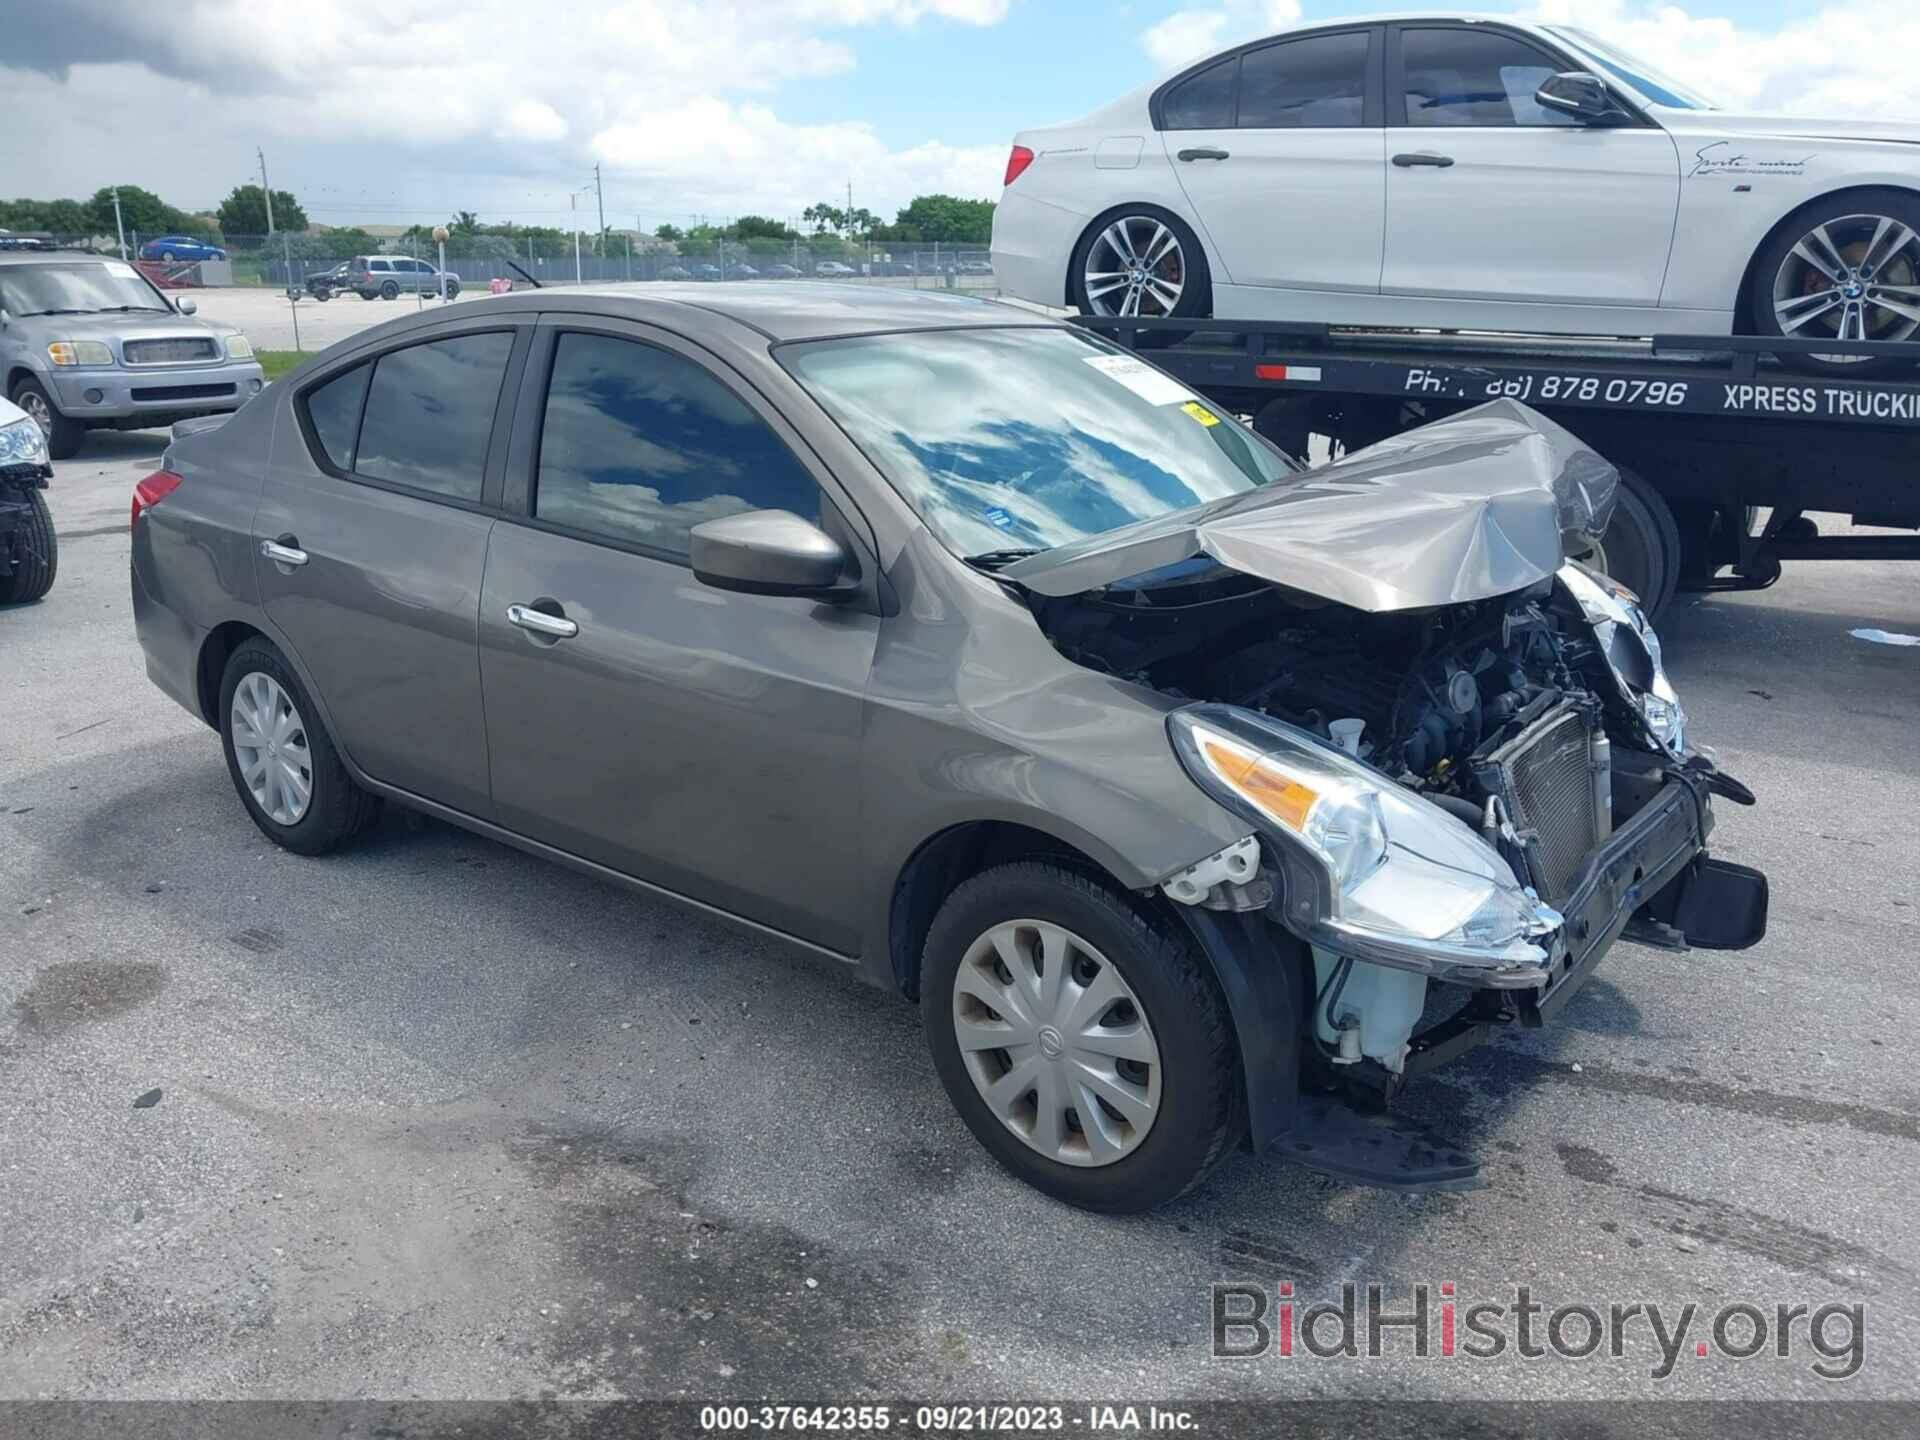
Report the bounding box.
[4,0,1918,232]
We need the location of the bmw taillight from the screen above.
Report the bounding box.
[1004,144,1035,187]
[132,468,182,527]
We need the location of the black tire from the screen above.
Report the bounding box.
[1749,188,1920,377]
[380,280,400,301]
[1068,205,1211,349]
[1591,465,1680,620]
[0,489,56,604]
[10,376,84,461]
[312,287,332,302]
[218,638,381,856]
[921,862,1243,1213]
[444,280,461,300]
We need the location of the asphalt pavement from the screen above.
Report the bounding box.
[2,428,1917,1401]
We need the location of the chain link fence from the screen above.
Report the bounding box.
[11,231,997,295]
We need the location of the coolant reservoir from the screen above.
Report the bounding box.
[1312,947,1428,1074]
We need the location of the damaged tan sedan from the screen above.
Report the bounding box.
[132,288,1768,1212]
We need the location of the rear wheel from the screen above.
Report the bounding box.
[1751,189,1920,376]
[219,639,381,855]
[11,377,83,461]
[921,862,1242,1212]
[0,489,56,604]
[1069,207,1211,346]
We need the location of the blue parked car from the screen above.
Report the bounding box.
[139,236,228,263]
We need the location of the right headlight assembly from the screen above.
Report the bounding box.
[1169,704,1563,984]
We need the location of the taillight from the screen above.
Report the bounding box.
[132,468,182,527]
[1004,144,1035,187]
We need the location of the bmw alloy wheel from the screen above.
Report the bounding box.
[1082,217,1186,319]
[230,671,314,825]
[951,919,1161,1166]
[1771,213,1920,361]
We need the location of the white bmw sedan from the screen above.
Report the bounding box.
[991,13,1920,373]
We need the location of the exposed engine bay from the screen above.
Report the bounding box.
[1026,559,1637,834]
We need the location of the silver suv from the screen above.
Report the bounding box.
[0,252,265,459]
[347,255,461,301]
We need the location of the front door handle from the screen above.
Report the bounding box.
[1392,151,1455,168]
[507,602,579,640]
[1177,147,1231,162]
[260,536,308,567]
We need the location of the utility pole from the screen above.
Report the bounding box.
[258,148,276,236]
[111,189,127,260]
[593,164,606,257]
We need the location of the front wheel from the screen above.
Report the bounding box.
[11,377,83,461]
[0,489,56,604]
[1751,189,1920,376]
[921,862,1242,1212]
[444,280,461,300]
[1587,465,1680,619]
[380,280,400,300]
[219,639,381,855]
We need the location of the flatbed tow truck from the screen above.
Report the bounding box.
[1076,318,1920,618]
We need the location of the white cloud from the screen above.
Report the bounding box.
[1139,0,1300,70]
[0,0,1011,226]
[593,99,1005,218]
[1530,0,1920,118]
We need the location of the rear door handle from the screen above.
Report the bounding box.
[506,603,579,640]
[260,537,308,567]
[1176,147,1230,162]
[1392,151,1455,168]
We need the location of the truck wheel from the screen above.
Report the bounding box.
[219,638,382,855]
[921,862,1242,1213]
[1590,465,1680,619]
[11,377,84,461]
[0,489,57,604]
[1750,188,1920,376]
[444,279,461,299]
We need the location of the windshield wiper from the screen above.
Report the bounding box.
[20,308,91,316]
[93,304,168,313]
[965,547,1045,570]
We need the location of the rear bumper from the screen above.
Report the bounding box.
[990,190,1085,308]
[48,362,265,424]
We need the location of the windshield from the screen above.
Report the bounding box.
[1548,26,1718,110]
[0,260,172,316]
[783,327,1295,560]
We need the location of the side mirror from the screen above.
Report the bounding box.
[690,509,856,599]
[174,296,198,315]
[1535,71,1626,125]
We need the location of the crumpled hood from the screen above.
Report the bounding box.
[1002,399,1618,612]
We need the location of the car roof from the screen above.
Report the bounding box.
[536,282,1049,342]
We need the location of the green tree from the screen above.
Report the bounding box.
[892,194,995,244]
[654,223,684,242]
[0,197,94,235]
[216,183,309,238]
[87,185,201,237]
[732,214,796,242]
[451,210,482,237]
[802,202,844,235]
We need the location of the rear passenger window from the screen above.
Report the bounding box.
[1238,31,1370,128]
[305,362,370,470]
[534,331,818,559]
[1161,57,1237,129]
[354,332,513,501]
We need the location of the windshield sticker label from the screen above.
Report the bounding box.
[1181,400,1221,427]
[104,261,138,278]
[1688,141,1813,178]
[984,506,1014,529]
[1083,353,1194,407]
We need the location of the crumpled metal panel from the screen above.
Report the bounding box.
[1003,399,1619,612]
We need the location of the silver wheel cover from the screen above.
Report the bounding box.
[952,920,1162,1167]
[1083,217,1187,319]
[1771,212,1920,362]
[230,671,314,826]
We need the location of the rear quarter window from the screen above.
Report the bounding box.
[340,332,514,501]
[303,363,371,470]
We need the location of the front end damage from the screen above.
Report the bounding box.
[1006,402,1769,1188]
